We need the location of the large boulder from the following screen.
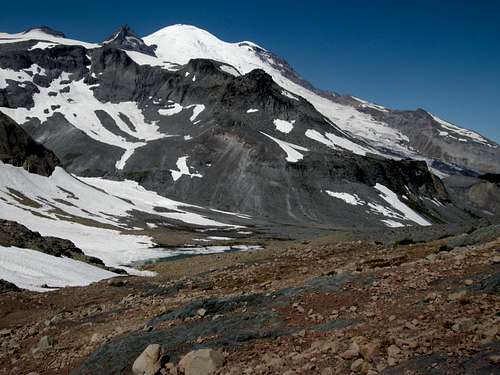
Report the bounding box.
[132,344,167,375]
[178,348,225,375]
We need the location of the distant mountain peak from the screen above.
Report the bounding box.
[102,24,156,56]
[23,26,65,38]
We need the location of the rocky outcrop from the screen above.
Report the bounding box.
[0,111,59,176]
[444,175,500,219]
[102,25,156,56]
[0,279,20,293]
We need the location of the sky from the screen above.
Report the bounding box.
[1,0,499,142]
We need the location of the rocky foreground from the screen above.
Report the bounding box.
[0,226,499,374]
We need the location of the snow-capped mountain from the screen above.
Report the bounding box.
[143,25,499,176]
[0,24,496,233]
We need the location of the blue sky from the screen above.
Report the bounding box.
[1,0,499,142]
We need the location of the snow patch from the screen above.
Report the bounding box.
[281,90,299,101]
[170,156,203,181]
[219,64,240,76]
[373,184,431,226]
[273,119,295,134]
[158,103,184,116]
[305,129,371,156]
[189,104,205,122]
[325,191,364,205]
[260,132,308,162]
[0,245,116,292]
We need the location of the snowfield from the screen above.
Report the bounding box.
[0,162,245,273]
[0,28,98,49]
[0,245,116,292]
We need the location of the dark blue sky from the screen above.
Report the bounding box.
[2,0,499,142]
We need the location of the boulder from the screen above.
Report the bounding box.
[132,344,167,375]
[178,348,224,375]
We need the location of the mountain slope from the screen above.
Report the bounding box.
[0,25,492,230]
[144,25,500,176]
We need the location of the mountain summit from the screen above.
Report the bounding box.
[102,24,156,56]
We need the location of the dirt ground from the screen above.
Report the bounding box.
[0,228,499,374]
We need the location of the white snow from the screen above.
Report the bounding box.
[123,51,179,71]
[352,96,388,112]
[273,119,295,134]
[0,245,116,292]
[305,129,373,156]
[80,176,234,228]
[157,103,204,123]
[158,103,184,116]
[207,236,233,241]
[28,41,57,50]
[0,163,239,271]
[323,184,431,227]
[170,156,203,181]
[381,219,404,228]
[325,191,364,205]
[429,112,491,146]
[116,145,145,170]
[0,28,98,49]
[260,132,309,162]
[219,64,240,76]
[281,90,299,101]
[0,66,41,89]
[373,183,431,226]
[189,104,205,122]
[246,108,259,113]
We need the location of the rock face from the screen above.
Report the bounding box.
[444,174,500,219]
[102,25,156,56]
[178,349,224,375]
[0,111,59,176]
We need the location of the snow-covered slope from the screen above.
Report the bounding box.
[0,245,116,292]
[0,27,98,49]
[0,161,245,270]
